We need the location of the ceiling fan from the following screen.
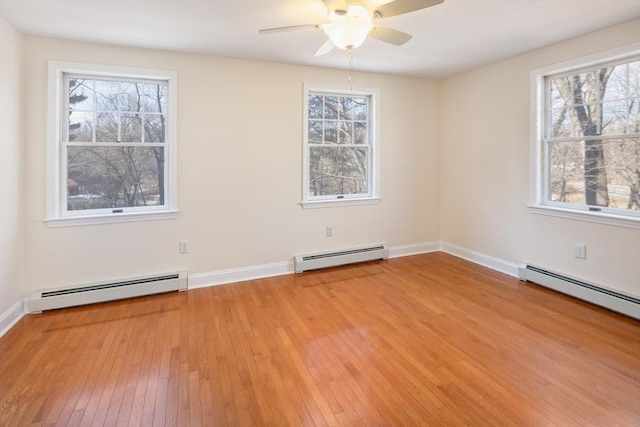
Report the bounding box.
[258,0,444,56]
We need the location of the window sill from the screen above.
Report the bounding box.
[528,205,639,229]
[45,210,179,228]
[301,197,381,209]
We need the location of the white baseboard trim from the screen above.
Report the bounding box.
[440,242,519,278]
[0,299,25,338]
[188,260,295,289]
[388,242,440,258]
[188,242,442,290]
[187,242,517,290]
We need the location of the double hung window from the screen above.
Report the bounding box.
[47,62,177,226]
[530,45,640,227]
[303,84,379,207]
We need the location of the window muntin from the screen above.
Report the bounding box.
[535,50,640,222]
[303,85,379,205]
[47,62,177,226]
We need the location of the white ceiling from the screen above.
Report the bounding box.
[1,0,639,78]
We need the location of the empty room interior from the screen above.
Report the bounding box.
[1,0,640,425]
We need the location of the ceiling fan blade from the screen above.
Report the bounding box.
[314,39,335,56]
[369,26,412,46]
[258,24,319,35]
[373,0,444,19]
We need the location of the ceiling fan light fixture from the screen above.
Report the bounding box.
[324,5,373,50]
[260,1,443,53]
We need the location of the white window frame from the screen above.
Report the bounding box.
[529,43,640,229]
[46,61,178,227]
[302,83,380,208]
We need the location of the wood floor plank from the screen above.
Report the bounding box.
[1,253,639,426]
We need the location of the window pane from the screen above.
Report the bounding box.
[96,112,119,142]
[121,113,142,142]
[95,80,119,111]
[626,61,640,133]
[549,64,640,139]
[601,100,627,135]
[68,111,93,142]
[351,97,368,121]
[341,97,354,120]
[548,138,640,210]
[548,140,585,204]
[629,97,640,133]
[339,120,353,144]
[309,147,368,196]
[549,107,571,138]
[324,96,339,119]
[549,80,565,110]
[572,71,596,105]
[603,64,628,102]
[629,61,640,106]
[141,83,166,113]
[308,94,323,119]
[308,120,323,143]
[67,146,164,210]
[550,77,582,108]
[325,120,338,144]
[354,122,367,144]
[630,61,640,90]
[68,78,93,111]
[144,115,166,143]
[604,138,640,210]
[572,105,600,135]
[549,75,600,137]
[119,81,140,112]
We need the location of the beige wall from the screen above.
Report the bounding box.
[440,19,640,297]
[0,18,25,315]
[21,37,440,292]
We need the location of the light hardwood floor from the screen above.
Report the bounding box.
[1,252,639,426]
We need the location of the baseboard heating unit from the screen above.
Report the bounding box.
[26,272,188,313]
[295,244,388,273]
[518,264,639,320]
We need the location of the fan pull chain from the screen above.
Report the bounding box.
[348,48,354,91]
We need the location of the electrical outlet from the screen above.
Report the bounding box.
[326,226,333,237]
[179,240,189,254]
[574,244,586,259]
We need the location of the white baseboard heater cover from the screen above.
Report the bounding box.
[518,264,639,320]
[26,272,188,313]
[295,244,388,273]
